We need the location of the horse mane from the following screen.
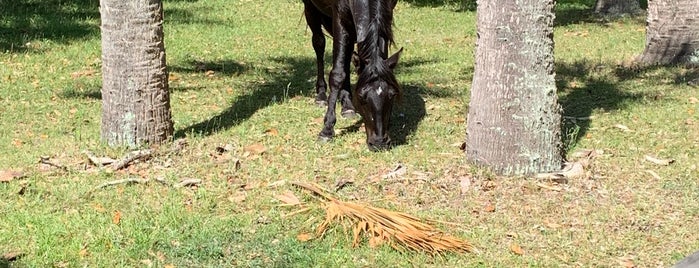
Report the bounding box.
[356,0,400,98]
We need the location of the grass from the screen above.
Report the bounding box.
[1,0,698,266]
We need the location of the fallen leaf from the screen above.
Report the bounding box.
[244,143,267,155]
[275,191,301,206]
[484,204,496,212]
[382,164,407,179]
[175,178,201,188]
[614,124,631,132]
[644,155,675,166]
[537,182,563,192]
[296,233,312,242]
[268,180,287,188]
[459,177,471,194]
[645,170,662,180]
[228,194,246,203]
[544,219,562,229]
[0,170,24,182]
[689,97,698,104]
[510,243,525,255]
[264,128,279,136]
[334,178,354,191]
[79,248,89,257]
[164,264,175,268]
[112,210,121,225]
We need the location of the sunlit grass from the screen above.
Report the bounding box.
[1,0,698,267]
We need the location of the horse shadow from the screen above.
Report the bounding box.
[176,56,432,149]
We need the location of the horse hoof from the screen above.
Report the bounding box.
[317,135,332,143]
[341,110,357,119]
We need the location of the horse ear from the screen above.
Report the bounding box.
[385,47,403,70]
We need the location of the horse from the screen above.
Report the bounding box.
[301,0,403,151]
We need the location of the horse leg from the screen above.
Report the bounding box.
[303,4,328,106]
[319,18,355,141]
[339,76,357,118]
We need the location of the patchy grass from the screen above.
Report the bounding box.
[1,0,698,267]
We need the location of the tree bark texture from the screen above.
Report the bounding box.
[638,0,699,65]
[593,0,643,16]
[465,0,562,176]
[100,0,173,147]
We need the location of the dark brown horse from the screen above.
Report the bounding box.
[302,0,402,151]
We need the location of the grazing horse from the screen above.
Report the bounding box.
[302,0,402,151]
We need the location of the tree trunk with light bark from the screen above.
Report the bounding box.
[638,0,699,65]
[593,0,642,17]
[100,0,173,147]
[465,0,562,176]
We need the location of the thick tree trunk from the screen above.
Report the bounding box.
[638,0,699,65]
[100,0,173,147]
[593,0,642,16]
[465,0,562,176]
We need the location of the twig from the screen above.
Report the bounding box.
[111,149,153,170]
[174,178,201,188]
[39,156,68,171]
[94,178,151,190]
[84,150,116,166]
[380,177,430,184]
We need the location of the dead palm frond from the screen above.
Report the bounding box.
[291,181,474,255]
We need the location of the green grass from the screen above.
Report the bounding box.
[1,0,698,267]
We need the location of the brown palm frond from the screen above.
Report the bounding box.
[292,181,474,255]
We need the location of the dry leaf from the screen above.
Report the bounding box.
[275,191,301,206]
[268,180,287,188]
[645,170,662,180]
[484,204,496,212]
[244,143,267,155]
[382,164,407,179]
[459,177,471,194]
[689,97,698,104]
[229,194,246,203]
[334,178,354,191]
[0,170,24,182]
[264,128,279,136]
[644,155,674,166]
[510,243,525,255]
[536,182,562,191]
[544,219,562,229]
[112,210,121,225]
[79,248,89,257]
[164,264,175,268]
[297,233,312,242]
[175,178,201,188]
[614,124,631,132]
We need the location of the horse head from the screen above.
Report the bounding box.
[353,48,403,151]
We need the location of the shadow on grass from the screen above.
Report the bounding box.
[0,0,221,53]
[402,0,476,11]
[555,60,698,151]
[0,0,100,52]
[175,56,432,150]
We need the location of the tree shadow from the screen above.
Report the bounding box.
[555,0,647,27]
[169,59,248,76]
[0,0,221,53]
[555,59,693,152]
[174,56,317,137]
[0,0,100,52]
[402,0,476,11]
